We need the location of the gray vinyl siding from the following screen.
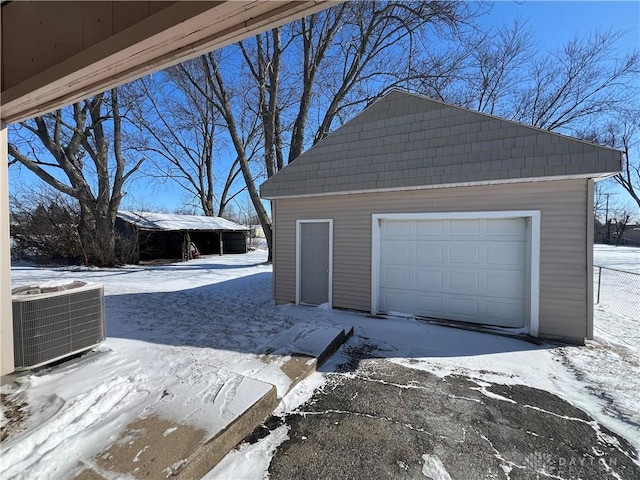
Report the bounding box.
[261,90,621,199]
[273,179,591,342]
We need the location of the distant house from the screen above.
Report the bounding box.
[117,211,249,262]
[595,220,640,246]
[617,225,640,246]
[261,90,622,344]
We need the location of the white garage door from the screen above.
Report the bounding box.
[379,217,527,327]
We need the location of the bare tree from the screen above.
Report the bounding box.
[513,30,640,131]
[611,210,632,246]
[593,181,607,220]
[194,52,275,257]
[8,88,143,266]
[302,1,469,153]
[239,28,286,176]
[578,108,640,210]
[131,69,255,217]
[611,115,640,210]
[416,26,639,132]
[414,23,640,208]
[442,20,534,116]
[178,1,473,261]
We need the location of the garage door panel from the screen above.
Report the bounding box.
[449,219,479,235]
[415,270,444,291]
[484,300,525,326]
[485,243,525,266]
[486,218,526,237]
[486,272,525,297]
[382,243,412,264]
[382,290,411,311]
[449,297,480,318]
[414,294,443,315]
[382,220,411,236]
[415,220,443,236]
[449,244,480,263]
[449,272,479,293]
[416,244,443,263]
[379,217,528,328]
[382,267,411,288]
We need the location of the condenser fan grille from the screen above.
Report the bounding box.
[12,284,105,369]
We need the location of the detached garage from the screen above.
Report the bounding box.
[260,90,622,344]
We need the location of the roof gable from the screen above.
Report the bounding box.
[261,90,621,199]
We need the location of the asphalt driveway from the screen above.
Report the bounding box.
[267,342,640,480]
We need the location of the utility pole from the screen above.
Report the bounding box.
[604,193,610,244]
[604,193,616,244]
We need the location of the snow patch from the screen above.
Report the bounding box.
[203,425,290,479]
[275,372,327,415]
[265,322,346,358]
[386,311,416,319]
[163,459,187,478]
[422,454,452,480]
[594,245,640,273]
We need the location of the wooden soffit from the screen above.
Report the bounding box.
[1,1,334,124]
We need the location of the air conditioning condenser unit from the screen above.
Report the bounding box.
[12,282,106,370]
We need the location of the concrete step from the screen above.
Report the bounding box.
[261,323,354,395]
[75,323,352,479]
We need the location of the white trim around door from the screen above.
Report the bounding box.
[296,219,334,308]
[371,211,540,337]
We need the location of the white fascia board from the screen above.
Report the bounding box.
[262,174,614,200]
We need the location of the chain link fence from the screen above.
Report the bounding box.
[594,266,640,320]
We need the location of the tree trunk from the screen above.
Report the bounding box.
[94,213,117,266]
[201,53,275,261]
[8,88,144,266]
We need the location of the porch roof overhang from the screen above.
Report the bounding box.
[1,0,336,124]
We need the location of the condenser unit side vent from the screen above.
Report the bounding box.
[12,283,106,370]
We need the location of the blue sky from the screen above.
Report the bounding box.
[484,1,639,50]
[9,1,640,215]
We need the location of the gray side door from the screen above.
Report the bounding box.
[299,221,330,306]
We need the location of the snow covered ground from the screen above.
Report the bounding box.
[2,252,300,478]
[593,244,640,322]
[594,244,640,273]
[2,246,639,479]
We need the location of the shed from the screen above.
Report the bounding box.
[117,211,249,262]
[260,90,622,344]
